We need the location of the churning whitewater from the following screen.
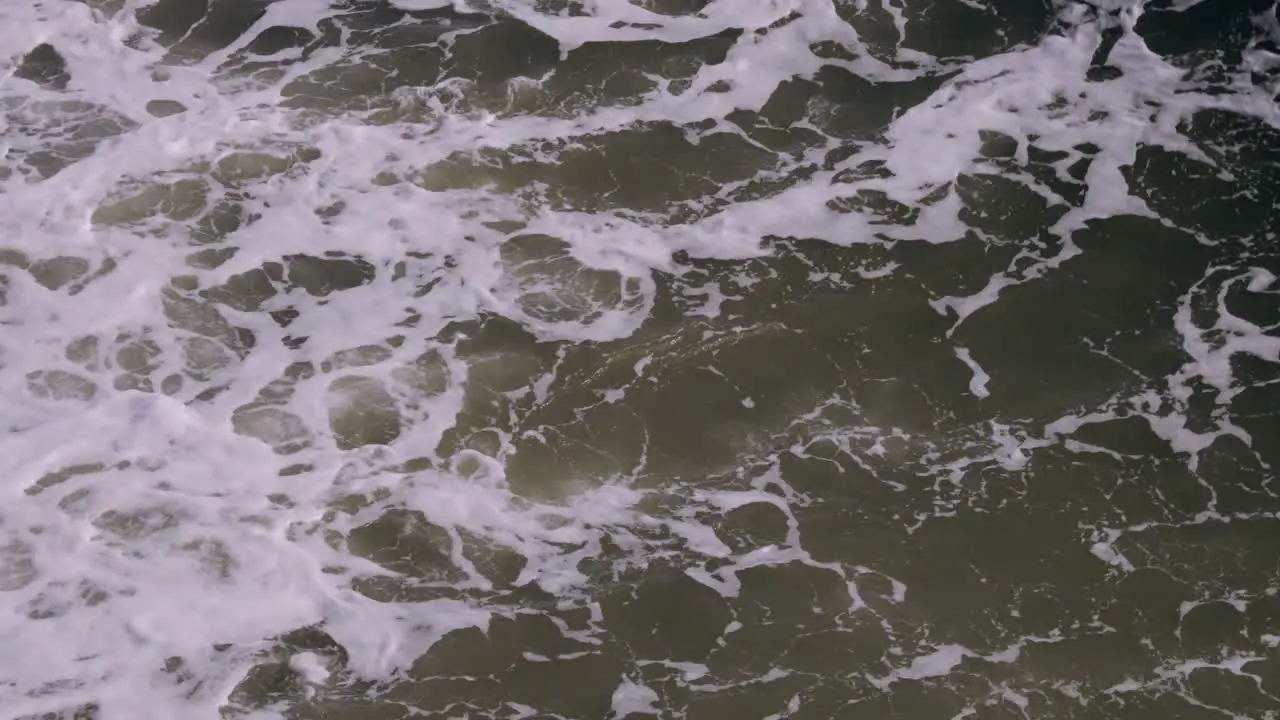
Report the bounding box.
[2,0,1280,718]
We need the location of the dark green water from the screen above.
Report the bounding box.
[4,1,1280,719]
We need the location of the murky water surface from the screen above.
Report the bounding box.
[3,0,1280,718]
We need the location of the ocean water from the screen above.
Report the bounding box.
[2,0,1280,717]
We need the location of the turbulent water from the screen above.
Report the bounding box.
[2,0,1280,717]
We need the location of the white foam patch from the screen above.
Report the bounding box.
[954,346,991,398]
[609,676,661,718]
[288,652,331,686]
[868,644,970,689]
